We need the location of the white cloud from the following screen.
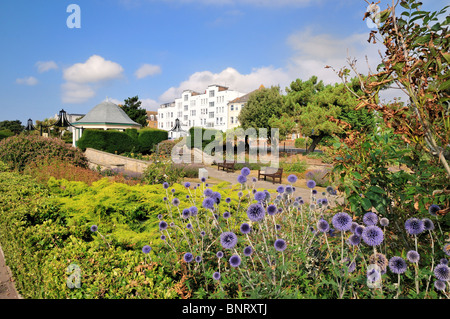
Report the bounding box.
[61,82,96,104]
[35,61,58,73]
[63,55,124,83]
[159,66,290,102]
[135,64,162,79]
[16,76,38,86]
[139,98,160,110]
[62,55,124,104]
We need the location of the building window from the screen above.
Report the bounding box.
[184,105,188,111]
[184,95,188,101]
[209,101,214,107]
[209,90,215,98]
[236,106,239,111]
[231,117,234,124]
[161,113,163,118]
[184,115,188,121]
[209,112,214,118]
[171,112,173,118]
[230,105,234,111]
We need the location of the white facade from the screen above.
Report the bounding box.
[158,85,246,135]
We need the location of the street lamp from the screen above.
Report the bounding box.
[25,109,73,136]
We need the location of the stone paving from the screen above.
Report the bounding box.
[0,245,20,299]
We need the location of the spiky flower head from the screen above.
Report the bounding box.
[216,251,224,259]
[182,209,191,219]
[202,197,215,210]
[172,197,180,206]
[348,234,361,246]
[237,175,247,184]
[317,219,330,233]
[189,206,198,216]
[428,204,440,216]
[183,252,193,263]
[274,239,287,252]
[355,225,365,237]
[276,185,285,194]
[332,212,352,231]
[434,264,450,281]
[362,225,384,246]
[213,272,221,281]
[380,217,389,227]
[287,174,298,183]
[422,218,435,231]
[407,250,420,263]
[405,218,424,236]
[159,220,168,231]
[434,280,446,291]
[142,245,152,254]
[241,167,251,176]
[254,191,266,202]
[243,246,253,257]
[306,180,316,189]
[220,232,238,249]
[90,225,98,232]
[246,203,265,222]
[229,255,241,268]
[363,212,378,226]
[389,256,407,274]
[204,188,213,197]
[184,182,191,188]
[240,223,251,234]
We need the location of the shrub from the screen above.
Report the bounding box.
[305,168,330,187]
[281,159,307,173]
[76,129,140,154]
[187,127,221,150]
[142,154,185,185]
[0,134,88,171]
[0,129,14,141]
[156,139,178,156]
[137,128,168,154]
[294,137,309,149]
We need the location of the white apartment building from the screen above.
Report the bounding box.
[158,85,246,137]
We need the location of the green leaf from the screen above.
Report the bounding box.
[361,197,372,211]
[368,185,385,194]
[439,79,450,92]
[351,171,362,180]
[400,1,410,10]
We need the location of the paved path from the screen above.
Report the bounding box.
[0,245,20,299]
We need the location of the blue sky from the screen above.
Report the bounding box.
[0,0,445,125]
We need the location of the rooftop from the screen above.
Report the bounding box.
[72,101,141,126]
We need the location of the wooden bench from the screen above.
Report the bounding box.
[258,167,283,184]
[217,160,236,173]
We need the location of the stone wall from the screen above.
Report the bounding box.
[84,148,150,174]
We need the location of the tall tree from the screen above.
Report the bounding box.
[238,86,285,143]
[121,96,148,127]
[0,120,23,134]
[284,76,374,153]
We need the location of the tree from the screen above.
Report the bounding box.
[284,76,374,153]
[0,120,24,134]
[335,0,450,177]
[238,86,285,143]
[121,96,148,127]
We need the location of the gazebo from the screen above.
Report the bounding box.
[71,100,141,147]
[168,118,188,140]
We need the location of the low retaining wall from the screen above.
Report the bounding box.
[84,148,150,174]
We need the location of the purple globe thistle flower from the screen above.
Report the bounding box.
[355,225,365,237]
[171,188,176,193]
[204,188,213,197]
[277,207,283,214]
[189,206,198,216]
[225,197,231,203]
[350,222,359,233]
[142,245,152,254]
[213,272,221,281]
[328,228,336,237]
[237,175,247,184]
[407,250,420,263]
[184,182,191,188]
[317,199,323,205]
[90,225,98,232]
[201,177,206,182]
[238,191,243,198]
[246,203,265,222]
[428,204,440,216]
[276,224,281,231]
[182,208,191,219]
[321,198,328,206]
[169,222,175,227]
[254,191,266,202]
[163,197,168,202]
[332,212,352,231]
[161,235,166,241]
[276,186,285,194]
[186,195,190,199]
[159,220,168,231]
[172,198,180,206]
[274,239,287,252]
[317,219,330,233]
[434,280,446,291]
[220,232,238,249]
[163,182,169,189]
[157,214,163,220]
[202,197,215,210]
[380,217,389,227]
[195,256,202,263]
[434,264,450,281]
[214,213,219,220]
[287,174,298,184]
[205,183,209,187]
[326,186,335,194]
[200,231,206,237]
[193,186,197,190]
[241,167,251,176]
[441,259,449,265]
[312,189,318,195]
[243,246,253,257]
[389,256,407,274]
[223,211,230,219]
[183,252,194,263]
[229,255,241,268]
[306,180,316,189]
[405,218,424,236]
[422,218,435,231]
[347,261,356,273]
[252,177,257,183]
[240,223,251,234]
[211,192,221,204]
[285,186,294,194]
[362,225,384,246]
[186,223,193,230]
[216,251,224,259]
[252,189,257,194]
[348,234,361,246]
[299,199,304,205]
[267,204,277,216]
[363,212,378,226]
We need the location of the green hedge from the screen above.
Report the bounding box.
[0,129,14,141]
[77,129,168,155]
[187,127,221,150]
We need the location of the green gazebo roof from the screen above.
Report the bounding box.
[72,101,141,127]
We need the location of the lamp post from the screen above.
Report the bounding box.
[25,109,73,137]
